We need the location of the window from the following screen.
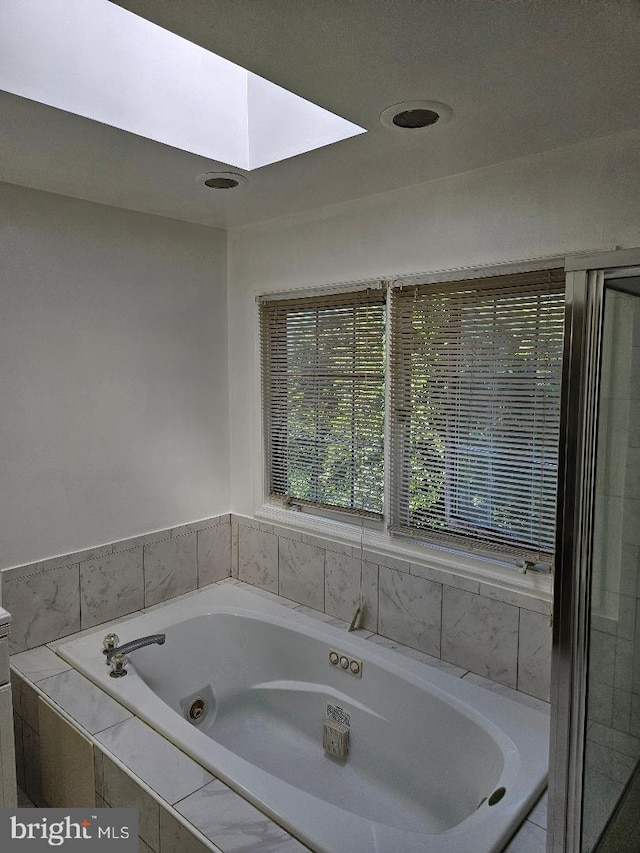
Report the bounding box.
[388,268,565,561]
[260,267,565,565]
[259,287,386,518]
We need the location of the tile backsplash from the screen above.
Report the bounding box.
[232,514,552,701]
[0,510,551,700]
[0,516,231,655]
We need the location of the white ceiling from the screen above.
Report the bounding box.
[1,0,639,229]
[0,0,365,170]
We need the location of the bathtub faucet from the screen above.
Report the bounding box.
[348,596,365,632]
[105,633,166,662]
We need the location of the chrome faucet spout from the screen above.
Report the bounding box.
[105,633,165,664]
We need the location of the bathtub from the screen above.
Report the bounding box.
[56,583,549,853]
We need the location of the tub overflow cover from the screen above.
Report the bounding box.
[488,787,506,806]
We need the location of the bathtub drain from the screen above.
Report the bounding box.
[181,685,216,727]
[188,698,207,722]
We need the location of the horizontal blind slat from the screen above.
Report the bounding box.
[388,267,564,561]
[261,288,386,517]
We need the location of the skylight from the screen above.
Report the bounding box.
[0,0,365,170]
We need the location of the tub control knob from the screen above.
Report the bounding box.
[339,656,349,669]
[329,651,339,665]
[350,660,361,675]
[103,633,120,655]
[109,652,129,679]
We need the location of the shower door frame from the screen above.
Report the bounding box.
[549,247,640,853]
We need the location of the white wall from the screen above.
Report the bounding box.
[0,183,229,569]
[228,128,640,516]
[4,128,639,567]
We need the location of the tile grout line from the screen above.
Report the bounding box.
[515,605,521,693]
[323,550,330,619]
[94,729,223,852]
[77,563,83,633]
[196,529,200,589]
[439,580,444,661]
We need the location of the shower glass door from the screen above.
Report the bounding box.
[582,276,640,851]
[549,251,640,853]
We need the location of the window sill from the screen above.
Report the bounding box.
[254,503,553,606]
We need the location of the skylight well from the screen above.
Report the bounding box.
[0,0,365,170]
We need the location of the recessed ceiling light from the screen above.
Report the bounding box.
[205,177,239,189]
[392,109,440,129]
[196,171,247,190]
[380,100,452,131]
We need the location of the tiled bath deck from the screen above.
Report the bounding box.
[10,578,549,853]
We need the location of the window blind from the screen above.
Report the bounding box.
[260,288,386,518]
[388,268,565,560]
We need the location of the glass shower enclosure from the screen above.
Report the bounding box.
[549,249,640,853]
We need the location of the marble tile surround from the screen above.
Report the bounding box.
[518,610,554,701]
[278,537,325,611]
[144,535,198,608]
[1,516,231,654]
[232,515,553,700]
[324,552,378,633]
[3,564,81,655]
[80,548,144,630]
[378,566,442,657]
[0,509,551,699]
[441,587,520,688]
[584,613,640,834]
[238,526,278,593]
[11,654,307,853]
[39,669,133,735]
[197,524,232,587]
[96,718,214,805]
[9,579,548,853]
[101,753,160,850]
[176,779,307,852]
[159,808,219,853]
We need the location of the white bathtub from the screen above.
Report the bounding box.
[56,583,548,853]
